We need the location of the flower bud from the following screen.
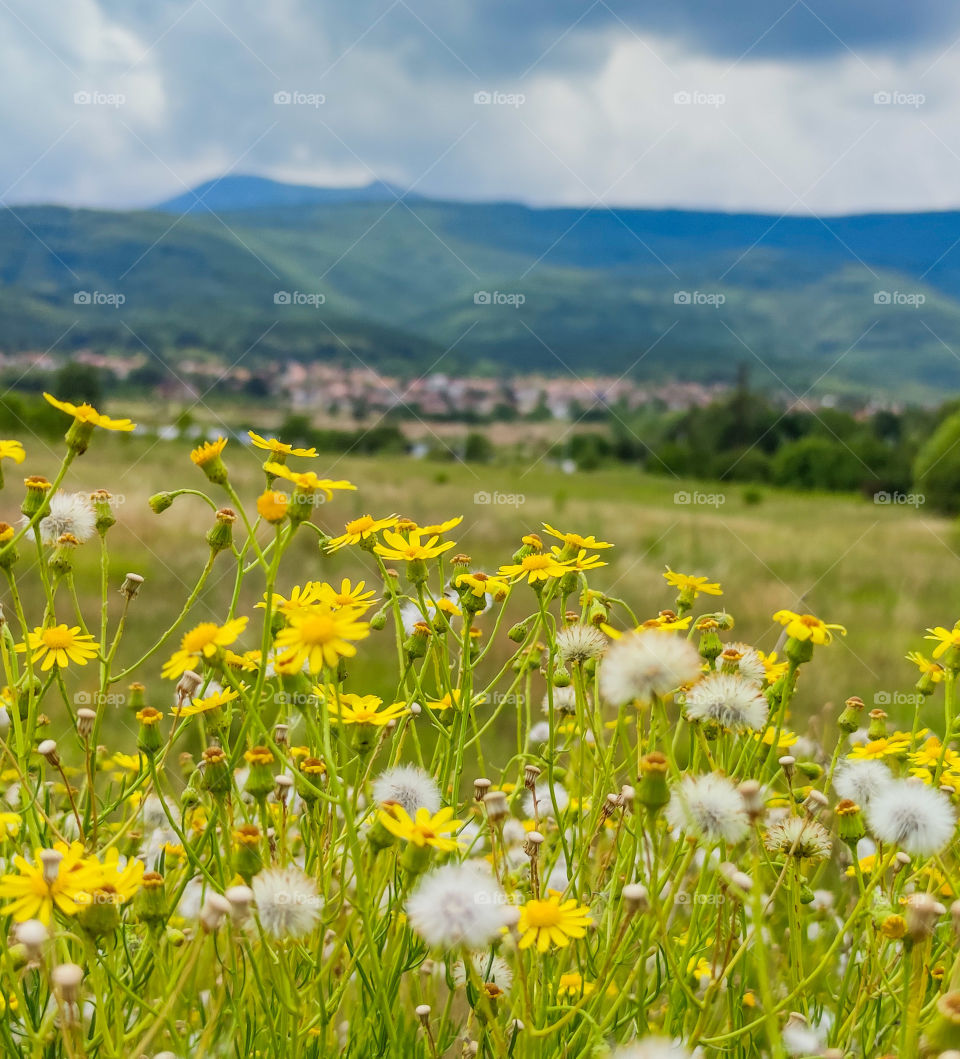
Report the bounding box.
[119,573,144,600]
[76,708,96,740]
[637,752,670,813]
[21,476,51,519]
[90,490,116,534]
[149,491,175,514]
[206,508,236,555]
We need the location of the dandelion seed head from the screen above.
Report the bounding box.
[32,492,96,545]
[599,631,702,705]
[252,867,322,939]
[450,952,514,993]
[833,759,893,807]
[555,623,606,664]
[726,642,766,684]
[684,673,768,731]
[665,774,749,845]
[372,765,441,817]
[406,861,511,950]
[541,686,577,715]
[866,779,956,856]
[764,816,832,862]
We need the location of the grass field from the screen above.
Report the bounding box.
[9,429,956,737]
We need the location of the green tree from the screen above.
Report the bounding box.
[914,408,960,514]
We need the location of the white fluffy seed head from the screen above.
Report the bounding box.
[684,673,769,732]
[764,816,832,862]
[542,686,577,715]
[252,867,322,939]
[450,952,514,993]
[555,623,607,664]
[599,630,702,705]
[406,861,511,950]
[35,492,96,545]
[372,765,441,817]
[865,779,957,856]
[833,759,894,808]
[666,774,749,845]
[726,642,767,684]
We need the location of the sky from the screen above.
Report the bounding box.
[3,0,960,214]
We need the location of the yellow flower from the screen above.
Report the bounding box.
[772,610,846,645]
[910,736,960,771]
[758,650,789,684]
[0,441,25,464]
[189,437,227,467]
[926,625,960,659]
[848,733,912,760]
[172,686,240,718]
[375,528,456,562]
[315,579,378,611]
[322,689,408,726]
[43,393,136,432]
[542,522,613,550]
[907,650,945,681]
[256,490,289,523]
[517,894,592,952]
[161,617,249,679]
[83,848,145,906]
[423,690,468,712]
[845,853,878,877]
[248,431,317,458]
[498,553,571,585]
[455,572,511,601]
[550,547,606,572]
[263,462,357,500]
[687,957,713,984]
[880,914,907,939]
[756,727,798,749]
[556,972,596,998]
[257,583,324,617]
[326,514,397,551]
[0,842,100,924]
[413,516,463,535]
[664,568,723,598]
[377,805,463,851]
[0,812,21,839]
[275,607,370,672]
[17,625,98,671]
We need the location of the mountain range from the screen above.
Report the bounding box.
[3,174,960,399]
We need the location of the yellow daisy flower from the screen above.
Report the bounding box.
[315,579,378,611]
[925,625,960,659]
[377,805,464,851]
[0,842,100,924]
[498,553,571,585]
[257,582,324,617]
[455,572,511,601]
[773,610,846,645]
[550,546,606,572]
[517,894,592,952]
[161,617,249,679]
[906,650,945,681]
[43,393,136,432]
[256,490,289,523]
[326,514,397,552]
[542,522,613,550]
[172,686,240,718]
[322,689,408,726]
[263,462,357,499]
[413,516,463,535]
[848,732,913,760]
[274,607,370,672]
[17,625,98,670]
[375,528,456,562]
[248,430,317,458]
[664,568,723,598]
[0,441,25,464]
[189,437,227,467]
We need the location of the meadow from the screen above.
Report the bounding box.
[2,404,960,1058]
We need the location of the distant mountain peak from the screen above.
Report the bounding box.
[153,174,415,213]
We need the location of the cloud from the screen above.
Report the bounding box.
[0,0,959,212]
